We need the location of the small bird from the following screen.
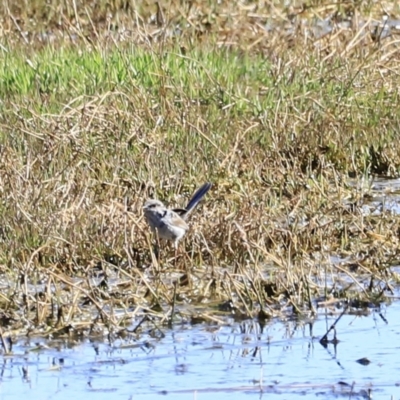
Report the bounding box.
[143,182,212,248]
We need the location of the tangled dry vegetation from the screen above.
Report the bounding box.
[0,0,400,341]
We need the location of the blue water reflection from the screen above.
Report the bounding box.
[1,302,400,399]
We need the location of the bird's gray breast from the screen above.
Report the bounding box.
[145,208,168,228]
[144,206,188,241]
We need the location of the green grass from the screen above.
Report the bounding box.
[1,43,399,175]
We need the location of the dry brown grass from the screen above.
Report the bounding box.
[0,0,399,341]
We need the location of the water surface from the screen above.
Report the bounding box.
[1,302,400,399]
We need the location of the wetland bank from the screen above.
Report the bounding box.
[0,0,400,398]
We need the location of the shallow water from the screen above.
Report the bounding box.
[347,177,400,215]
[1,301,400,399]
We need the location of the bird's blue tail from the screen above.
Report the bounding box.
[185,182,212,215]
